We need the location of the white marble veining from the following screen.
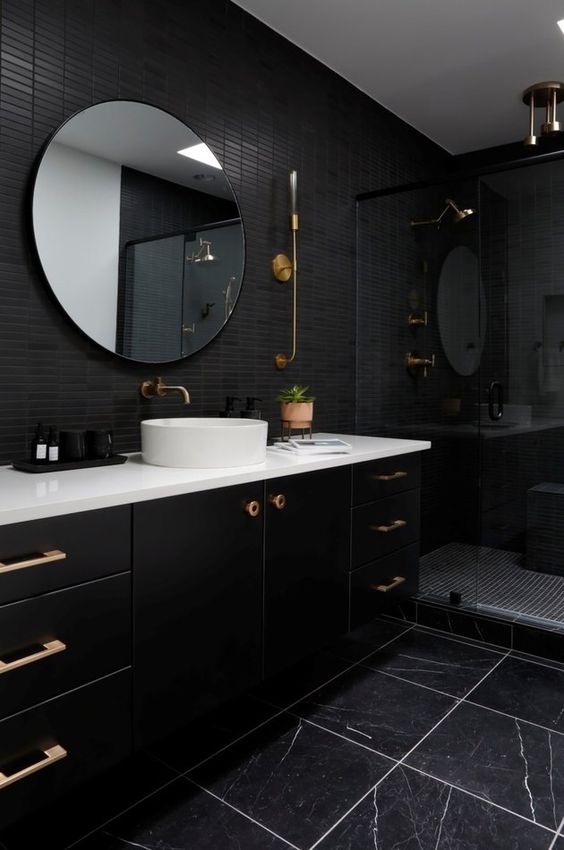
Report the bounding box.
[0,433,430,526]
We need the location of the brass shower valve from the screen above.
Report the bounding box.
[405,352,435,378]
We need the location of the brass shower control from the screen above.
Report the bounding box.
[405,352,435,378]
[408,312,428,328]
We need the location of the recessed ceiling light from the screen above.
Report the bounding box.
[558,18,564,33]
[177,143,222,169]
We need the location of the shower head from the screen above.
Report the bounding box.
[410,198,476,228]
[188,238,219,264]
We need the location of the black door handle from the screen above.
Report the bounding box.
[488,381,504,421]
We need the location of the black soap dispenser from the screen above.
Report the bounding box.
[31,423,48,464]
[219,396,240,418]
[241,397,262,420]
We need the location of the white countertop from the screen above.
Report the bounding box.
[0,433,430,526]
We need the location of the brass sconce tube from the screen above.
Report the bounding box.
[273,171,299,370]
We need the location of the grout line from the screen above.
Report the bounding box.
[65,773,183,849]
[508,649,564,673]
[548,815,564,849]
[292,714,398,761]
[404,763,557,834]
[307,759,401,850]
[183,624,416,776]
[462,697,564,739]
[307,648,510,850]
[353,664,474,700]
[185,778,301,850]
[412,621,511,654]
[411,623,507,655]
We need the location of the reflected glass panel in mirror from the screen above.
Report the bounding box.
[32,100,244,363]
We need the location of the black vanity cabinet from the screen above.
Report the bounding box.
[263,467,351,677]
[133,483,264,749]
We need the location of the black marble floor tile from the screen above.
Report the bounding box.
[0,752,176,850]
[189,711,392,848]
[360,627,503,697]
[470,655,564,732]
[317,764,555,849]
[150,692,280,773]
[251,649,352,709]
[292,664,455,759]
[416,603,513,648]
[329,617,412,662]
[406,701,564,830]
[71,777,291,849]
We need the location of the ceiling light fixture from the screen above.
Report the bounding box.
[558,19,564,33]
[177,143,222,169]
[522,81,564,146]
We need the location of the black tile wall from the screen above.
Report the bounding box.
[0,0,448,462]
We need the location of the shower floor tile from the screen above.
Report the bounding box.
[420,541,564,624]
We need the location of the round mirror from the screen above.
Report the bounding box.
[437,246,486,376]
[32,101,244,364]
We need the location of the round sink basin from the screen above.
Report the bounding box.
[141,418,268,468]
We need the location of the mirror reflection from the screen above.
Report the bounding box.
[32,100,244,363]
[437,245,486,376]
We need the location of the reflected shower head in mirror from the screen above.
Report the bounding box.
[410,198,476,228]
[188,238,219,263]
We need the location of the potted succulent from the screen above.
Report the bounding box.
[276,384,315,427]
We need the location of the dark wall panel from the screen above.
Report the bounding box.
[0,0,447,461]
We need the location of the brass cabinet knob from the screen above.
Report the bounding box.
[269,493,286,510]
[244,500,261,518]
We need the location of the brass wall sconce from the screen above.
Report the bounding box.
[523,81,564,146]
[272,170,299,369]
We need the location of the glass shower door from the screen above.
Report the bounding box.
[477,160,564,626]
[356,178,483,612]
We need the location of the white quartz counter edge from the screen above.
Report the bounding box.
[0,434,430,526]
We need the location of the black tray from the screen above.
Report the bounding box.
[12,455,128,474]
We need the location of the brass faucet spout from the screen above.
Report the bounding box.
[140,377,191,405]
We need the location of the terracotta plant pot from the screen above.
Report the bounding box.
[280,401,314,427]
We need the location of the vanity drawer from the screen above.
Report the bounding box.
[350,544,419,629]
[353,453,421,506]
[0,573,131,720]
[352,491,420,568]
[0,669,131,829]
[0,506,131,605]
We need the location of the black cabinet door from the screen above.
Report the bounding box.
[264,466,351,677]
[133,483,263,749]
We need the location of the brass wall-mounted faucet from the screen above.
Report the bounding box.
[140,377,191,405]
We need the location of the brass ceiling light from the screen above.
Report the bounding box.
[522,81,564,146]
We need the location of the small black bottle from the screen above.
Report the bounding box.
[219,396,240,418]
[31,423,48,464]
[48,427,60,463]
[240,397,262,419]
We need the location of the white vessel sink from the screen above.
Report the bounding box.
[141,418,268,468]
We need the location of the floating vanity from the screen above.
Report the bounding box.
[0,433,428,827]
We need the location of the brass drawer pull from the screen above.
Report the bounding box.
[0,744,67,790]
[371,471,408,482]
[0,639,66,675]
[0,549,66,575]
[371,519,407,534]
[269,494,286,510]
[372,576,406,594]
[244,500,261,518]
